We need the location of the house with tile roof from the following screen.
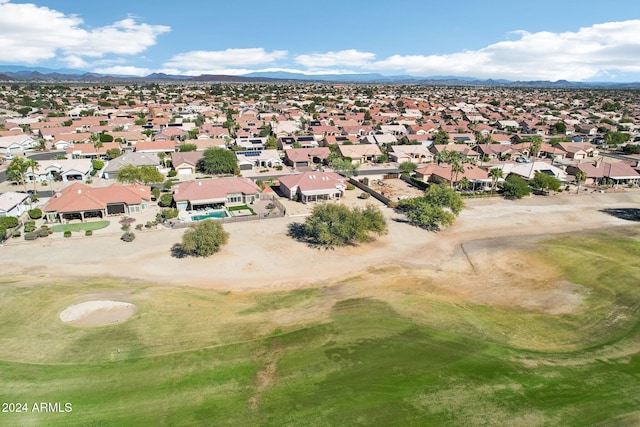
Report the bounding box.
[102,152,161,180]
[567,160,640,186]
[415,163,491,190]
[172,177,261,211]
[44,182,151,223]
[25,159,93,183]
[338,144,382,164]
[279,171,345,204]
[0,191,30,218]
[388,145,434,164]
[284,147,331,169]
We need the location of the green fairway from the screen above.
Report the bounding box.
[51,221,110,233]
[1,228,639,425]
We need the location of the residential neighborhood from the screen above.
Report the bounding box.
[1,82,640,239]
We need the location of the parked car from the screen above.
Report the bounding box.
[3,154,15,161]
[516,157,530,163]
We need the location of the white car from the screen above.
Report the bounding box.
[3,154,15,161]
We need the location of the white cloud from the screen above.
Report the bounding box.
[0,1,169,64]
[163,48,288,72]
[369,20,640,81]
[73,18,170,57]
[295,49,375,68]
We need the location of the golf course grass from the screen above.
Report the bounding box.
[1,228,639,426]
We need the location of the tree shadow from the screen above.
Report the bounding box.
[391,217,440,232]
[170,243,187,258]
[286,222,308,242]
[600,208,640,222]
[286,222,333,250]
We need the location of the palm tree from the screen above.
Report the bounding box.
[529,136,542,160]
[7,157,28,193]
[575,169,587,194]
[450,160,464,189]
[91,134,103,159]
[489,168,504,194]
[25,158,40,194]
[458,176,471,192]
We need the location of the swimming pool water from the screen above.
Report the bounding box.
[191,210,229,221]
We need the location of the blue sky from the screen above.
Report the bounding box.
[2,0,640,81]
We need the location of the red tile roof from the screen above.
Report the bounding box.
[44,183,150,213]
[173,177,260,203]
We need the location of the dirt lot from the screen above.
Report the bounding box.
[2,190,639,293]
[367,178,425,201]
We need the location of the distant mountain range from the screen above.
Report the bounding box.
[0,65,638,88]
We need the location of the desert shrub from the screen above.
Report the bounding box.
[121,223,131,231]
[0,216,19,228]
[135,224,143,231]
[167,169,177,177]
[37,227,49,238]
[358,192,371,199]
[63,230,72,238]
[346,184,356,190]
[159,193,173,207]
[92,159,105,170]
[180,219,229,257]
[162,208,179,219]
[151,188,161,200]
[121,231,136,242]
[0,225,6,239]
[85,230,93,236]
[25,231,39,240]
[11,230,21,238]
[28,208,42,219]
[24,220,36,233]
[145,221,155,228]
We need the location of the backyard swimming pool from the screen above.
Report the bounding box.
[191,209,230,221]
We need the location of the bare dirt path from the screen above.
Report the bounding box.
[1,191,638,290]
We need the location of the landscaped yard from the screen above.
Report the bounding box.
[51,221,110,233]
[228,205,256,216]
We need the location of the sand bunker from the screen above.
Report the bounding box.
[60,300,137,327]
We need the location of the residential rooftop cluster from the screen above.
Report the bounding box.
[1,83,640,226]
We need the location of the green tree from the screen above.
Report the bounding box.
[574,169,587,194]
[197,147,238,175]
[16,106,31,117]
[106,148,122,160]
[301,204,387,248]
[399,161,418,175]
[99,133,114,143]
[502,174,532,199]
[530,172,561,193]
[397,184,463,231]
[265,136,278,150]
[6,157,28,192]
[489,168,504,193]
[553,121,567,135]
[179,143,198,152]
[524,135,543,158]
[433,129,450,144]
[25,158,40,194]
[116,165,164,184]
[605,131,631,147]
[330,158,359,177]
[622,144,640,154]
[458,176,471,192]
[180,219,229,257]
